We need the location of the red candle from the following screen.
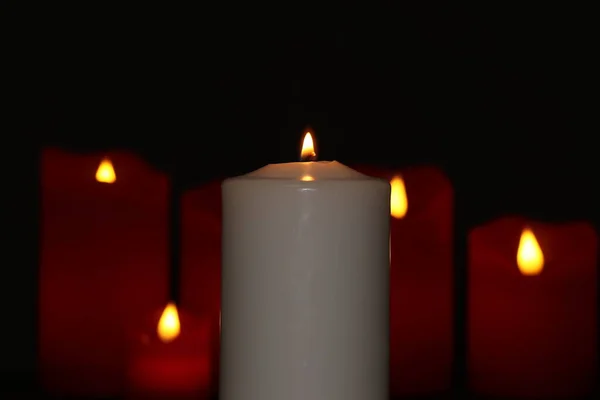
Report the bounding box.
[40,148,169,396]
[180,180,221,318]
[468,217,597,398]
[354,165,454,396]
[180,180,222,393]
[126,302,212,399]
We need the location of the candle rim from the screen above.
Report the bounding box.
[225,176,388,182]
[230,160,390,182]
[222,177,391,193]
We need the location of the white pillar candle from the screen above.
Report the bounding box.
[220,133,390,400]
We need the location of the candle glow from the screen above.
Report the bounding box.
[157,302,181,343]
[516,227,544,275]
[390,176,408,219]
[95,158,116,183]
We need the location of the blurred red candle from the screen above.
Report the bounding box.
[354,165,454,396]
[181,180,221,318]
[181,180,222,394]
[468,217,597,398]
[126,302,212,399]
[40,148,169,396]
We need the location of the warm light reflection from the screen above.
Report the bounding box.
[517,227,544,275]
[301,174,314,181]
[300,132,317,161]
[157,302,181,343]
[95,158,116,183]
[390,176,408,219]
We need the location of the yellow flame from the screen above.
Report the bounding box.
[157,302,181,343]
[517,227,544,276]
[95,158,116,183]
[390,176,408,219]
[301,132,316,161]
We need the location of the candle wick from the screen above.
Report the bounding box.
[300,153,317,162]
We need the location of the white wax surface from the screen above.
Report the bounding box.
[220,161,390,400]
[244,161,367,180]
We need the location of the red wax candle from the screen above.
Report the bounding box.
[468,217,597,398]
[181,180,221,318]
[354,165,454,396]
[126,302,212,399]
[181,180,222,393]
[40,148,169,396]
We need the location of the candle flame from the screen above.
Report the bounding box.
[390,176,408,219]
[95,158,116,183]
[157,302,181,343]
[300,132,317,161]
[517,227,544,276]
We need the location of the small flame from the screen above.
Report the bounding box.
[157,302,181,343]
[300,132,317,161]
[95,158,116,183]
[517,227,544,276]
[390,176,408,219]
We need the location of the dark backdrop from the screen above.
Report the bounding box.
[4,3,597,393]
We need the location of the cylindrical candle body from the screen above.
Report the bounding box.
[220,161,390,400]
[468,217,597,398]
[126,307,213,399]
[181,180,222,394]
[40,148,169,397]
[353,165,453,396]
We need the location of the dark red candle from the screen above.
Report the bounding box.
[126,302,212,399]
[181,180,222,393]
[468,217,597,398]
[40,148,169,396]
[354,165,454,396]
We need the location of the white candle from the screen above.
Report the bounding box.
[220,133,390,400]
